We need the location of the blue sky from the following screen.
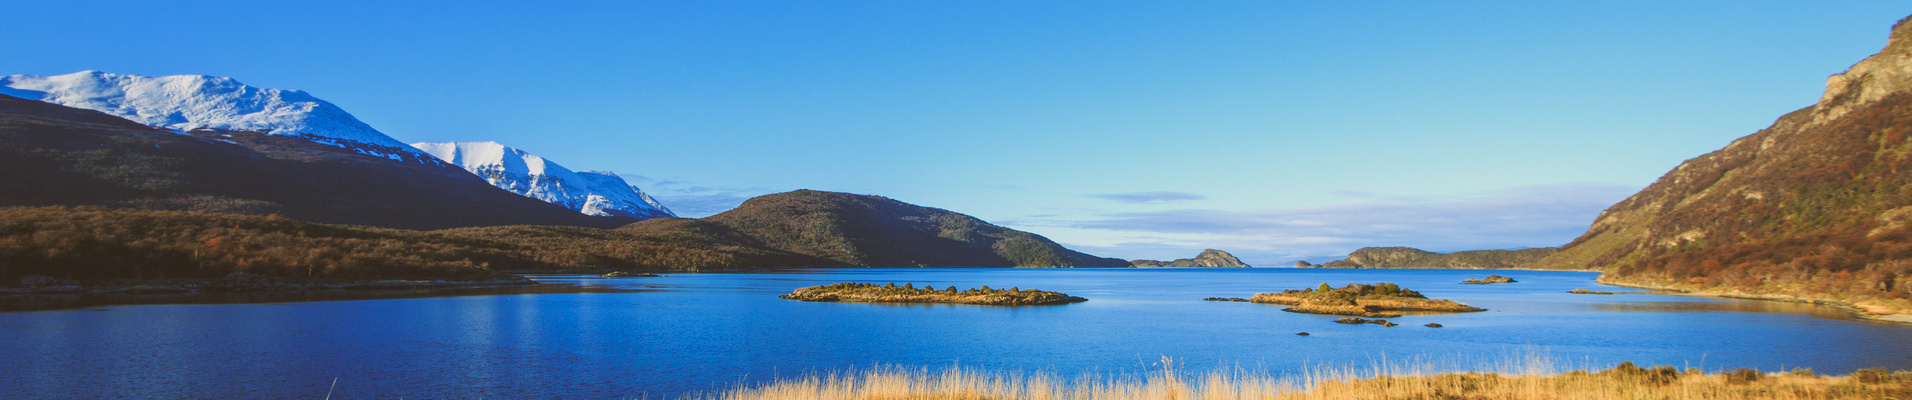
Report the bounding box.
[7,1,1911,265]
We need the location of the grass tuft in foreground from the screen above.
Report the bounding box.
[700,356,1911,400]
[780,282,1087,306]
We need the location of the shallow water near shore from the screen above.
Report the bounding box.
[2,268,1908,398]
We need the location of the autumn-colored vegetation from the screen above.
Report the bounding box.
[700,357,1911,400]
[779,282,1087,306]
[1531,47,1912,316]
[0,206,839,283]
[1244,283,1485,318]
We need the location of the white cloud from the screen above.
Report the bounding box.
[1012,185,1638,267]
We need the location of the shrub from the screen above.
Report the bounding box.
[1726,368,1762,385]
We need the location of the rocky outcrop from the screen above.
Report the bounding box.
[1307,247,1559,269]
[1130,249,1252,268]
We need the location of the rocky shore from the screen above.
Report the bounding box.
[1595,276,1912,324]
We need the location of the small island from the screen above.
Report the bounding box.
[601,271,662,278]
[1462,275,1517,284]
[1236,282,1486,318]
[1568,288,1616,295]
[780,282,1087,306]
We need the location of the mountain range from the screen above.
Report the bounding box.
[0,75,1125,279]
[0,71,674,222]
[411,141,675,220]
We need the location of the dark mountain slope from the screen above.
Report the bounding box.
[704,190,1129,268]
[1532,16,1912,317]
[0,94,629,230]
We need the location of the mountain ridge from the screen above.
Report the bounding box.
[0,93,631,230]
[703,190,1130,268]
[1532,15,1912,317]
[1302,246,1559,270]
[0,71,431,162]
[1131,249,1251,267]
[412,141,675,220]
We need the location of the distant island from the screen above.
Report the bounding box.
[1463,275,1518,284]
[779,282,1087,306]
[1212,282,1485,318]
[1296,246,1560,269]
[1130,249,1251,268]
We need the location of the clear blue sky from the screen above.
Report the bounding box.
[8,1,1911,265]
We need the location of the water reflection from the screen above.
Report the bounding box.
[0,282,641,312]
[1,268,1907,399]
[1592,299,1860,320]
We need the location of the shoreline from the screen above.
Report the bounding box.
[0,276,640,312]
[1593,276,1912,325]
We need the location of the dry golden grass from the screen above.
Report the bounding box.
[699,355,1910,400]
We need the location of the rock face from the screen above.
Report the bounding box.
[1307,247,1558,269]
[1530,16,1912,314]
[1130,249,1252,268]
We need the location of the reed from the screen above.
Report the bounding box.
[697,354,1909,400]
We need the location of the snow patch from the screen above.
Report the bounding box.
[1,70,431,162]
[411,141,676,219]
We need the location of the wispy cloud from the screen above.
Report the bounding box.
[1089,191,1209,204]
[1019,185,1638,267]
[621,174,773,218]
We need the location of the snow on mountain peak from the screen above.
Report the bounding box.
[411,141,676,220]
[0,71,428,161]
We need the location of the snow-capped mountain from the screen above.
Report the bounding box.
[411,141,676,220]
[0,71,430,162]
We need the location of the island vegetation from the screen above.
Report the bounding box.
[1464,275,1518,284]
[1239,282,1485,318]
[701,359,1910,400]
[1300,246,1561,269]
[779,282,1087,306]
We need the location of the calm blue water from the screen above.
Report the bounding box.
[3,268,1910,399]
